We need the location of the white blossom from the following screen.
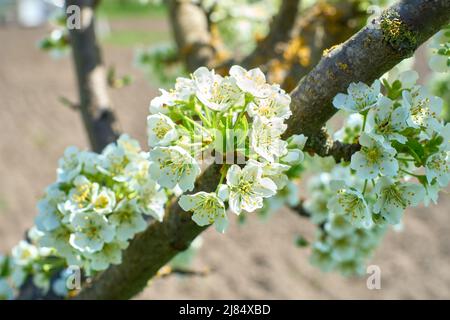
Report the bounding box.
[250,116,287,162]
[149,146,201,192]
[147,113,178,147]
[179,192,228,233]
[226,163,277,214]
[229,65,270,98]
[332,80,381,113]
[11,241,38,266]
[367,96,409,145]
[373,177,425,225]
[328,181,372,228]
[425,151,450,187]
[247,84,291,120]
[69,212,115,253]
[193,67,243,111]
[350,133,398,179]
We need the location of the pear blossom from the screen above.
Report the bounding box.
[328,181,372,228]
[226,163,277,214]
[149,146,201,192]
[69,212,115,253]
[229,65,270,98]
[332,80,381,113]
[147,113,178,147]
[350,133,398,179]
[109,200,147,241]
[247,85,291,120]
[373,177,425,225]
[250,117,287,162]
[193,67,243,111]
[179,192,228,233]
[11,241,38,266]
[425,151,450,187]
[367,96,409,145]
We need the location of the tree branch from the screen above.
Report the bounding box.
[240,0,301,68]
[284,0,450,138]
[280,0,364,90]
[67,0,119,153]
[305,128,360,163]
[167,0,217,72]
[74,0,449,300]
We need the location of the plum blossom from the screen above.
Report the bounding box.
[179,192,228,233]
[147,113,178,147]
[247,84,291,120]
[229,65,270,97]
[226,163,277,214]
[149,146,201,192]
[367,96,409,145]
[109,200,147,242]
[327,181,372,228]
[250,117,287,162]
[350,133,398,180]
[373,177,425,225]
[69,212,115,253]
[425,151,450,187]
[332,80,381,113]
[193,67,243,111]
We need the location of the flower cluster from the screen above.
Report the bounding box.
[148,65,306,232]
[304,164,388,275]
[428,25,450,73]
[331,70,449,229]
[34,135,168,274]
[0,226,74,299]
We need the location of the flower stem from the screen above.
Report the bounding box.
[232,109,246,130]
[399,168,423,178]
[361,112,368,132]
[362,179,368,195]
[215,166,228,192]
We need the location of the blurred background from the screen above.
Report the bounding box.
[0,0,449,299]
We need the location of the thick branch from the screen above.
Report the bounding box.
[284,0,450,138]
[75,0,449,300]
[280,0,363,90]
[167,0,217,72]
[67,0,119,152]
[240,0,301,68]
